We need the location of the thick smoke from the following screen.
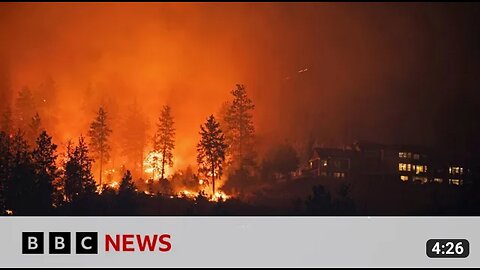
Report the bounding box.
[1,2,480,172]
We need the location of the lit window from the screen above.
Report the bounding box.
[434,178,443,183]
[449,167,463,176]
[415,165,427,174]
[413,154,420,160]
[399,163,412,172]
[333,172,345,178]
[407,152,412,159]
[400,175,409,181]
[413,177,428,184]
[449,179,462,186]
[399,152,407,158]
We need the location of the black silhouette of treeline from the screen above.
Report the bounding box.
[2,128,480,215]
[2,82,480,215]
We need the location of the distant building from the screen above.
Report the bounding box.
[308,148,354,179]
[306,141,472,186]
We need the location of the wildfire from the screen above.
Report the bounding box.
[143,150,171,180]
[212,191,230,202]
[178,190,196,199]
[176,189,230,202]
[109,181,119,189]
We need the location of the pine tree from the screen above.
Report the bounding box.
[153,105,175,180]
[88,106,112,186]
[7,130,36,214]
[224,84,256,172]
[32,131,58,212]
[64,136,96,202]
[119,170,136,195]
[0,106,13,135]
[197,115,228,195]
[76,136,97,195]
[63,141,79,202]
[15,86,36,131]
[27,112,42,147]
[0,131,13,214]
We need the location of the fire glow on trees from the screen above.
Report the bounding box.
[143,150,171,180]
[177,189,230,202]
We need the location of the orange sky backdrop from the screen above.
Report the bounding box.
[1,3,480,175]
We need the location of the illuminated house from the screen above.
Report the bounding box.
[447,165,467,185]
[396,149,430,184]
[353,141,392,179]
[309,148,354,179]
[308,141,471,186]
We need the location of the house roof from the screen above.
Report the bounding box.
[312,147,355,159]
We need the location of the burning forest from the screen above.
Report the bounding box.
[2,3,480,216]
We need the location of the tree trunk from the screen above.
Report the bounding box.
[161,148,166,180]
[211,161,215,195]
[99,152,103,187]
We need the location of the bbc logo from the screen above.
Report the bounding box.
[22,232,98,254]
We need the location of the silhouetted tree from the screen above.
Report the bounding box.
[197,115,228,195]
[32,131,58,213]
[305,185,332,215]
[334,183,355,215]
[15,86,36,131]
[0,106,13,135]
[119,170,136,196]
[171,165,198,190]
[261,142,299,181]
[120,102,148,177]
[224,84,256,172]
[153,105,175,180]
[27,112,42,147]
[88,106,112,186]
[7,130,36,214]
[64,136,96,202]
[0,131,13,214]
[159,178,173,195]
